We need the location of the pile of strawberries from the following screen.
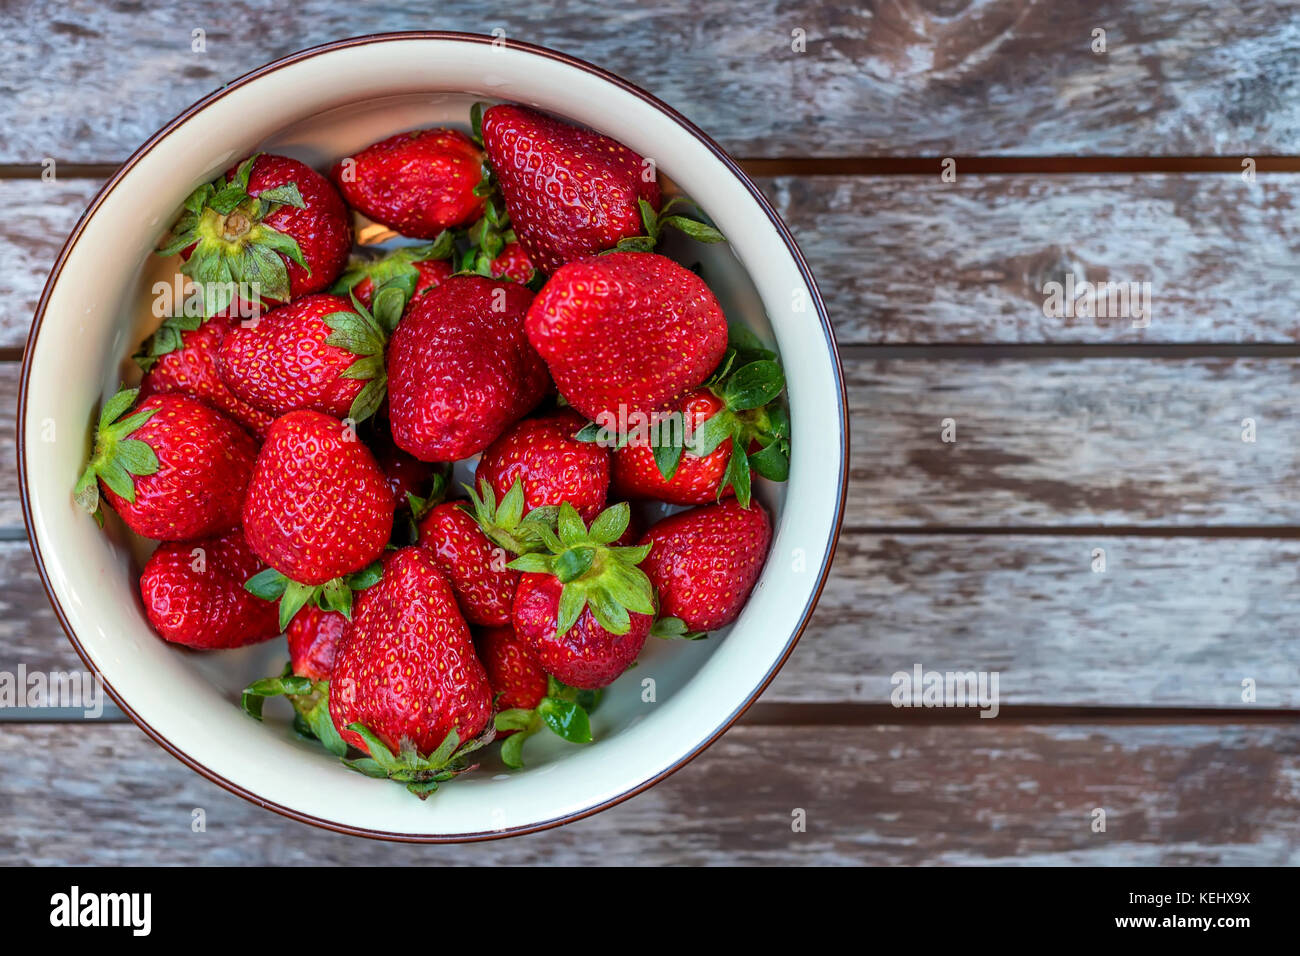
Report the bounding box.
[75,103,789,796]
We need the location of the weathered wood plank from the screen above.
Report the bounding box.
[8,357,1300,532]
[4,0,1299,161]
[11,174,1300,349]
[844,357,1300,527]
[763,174,1300,343]
[770,535,1300,707]
[7,533,1300,708]
[2,722,1296,864]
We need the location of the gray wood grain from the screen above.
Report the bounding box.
[772,534,1300,706]
[764,174,1300,343]
[10,174,1300,350]
[3,0,1299,161]
[6,533,1300,708]
[2,722,1296,864]
[9,356,1300,531]
[844,357,1300,527]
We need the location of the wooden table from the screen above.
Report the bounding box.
[4,1,1300,864]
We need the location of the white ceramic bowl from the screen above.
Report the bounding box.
[20,33,846,841]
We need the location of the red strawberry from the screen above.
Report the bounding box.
[640,499,772,636]
[525,252,727,421]
[331,237,456,309]
[242,410,393,609]
[158,153,351,317]
[480,105,660,272]
[139,527,280,649]
[219,293,393,422]
[489,241,535,284]
[331,129,485,239]
[387,275,548,461]
[609,340,790,507]
[475,410,609,523]
[135,314,275,437]
[478,625,548,714]
[613,390,731,505]
[510,503,653,689]
[241,603,351,754]
[74,389,257,541]
[417,501,518,626]
[287,606,347,681]
[329,547,494,796]
[479,625,595,767]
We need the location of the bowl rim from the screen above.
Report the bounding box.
[18,30,848,843]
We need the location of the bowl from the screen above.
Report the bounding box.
[19,32,847,841]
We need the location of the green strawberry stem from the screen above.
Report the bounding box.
[329,232,456,301]
[464,477,561,555]
[404,463,453,541]
[610,196,726,253]
[244,561,383,632]
[458,197,542,288]
[651,616,708,642]
[156,153,309,316]
[133,314,207,372]
[324,283,410,423]
[73,386,161,521]
[573,326,791,508]
[342,721,496,799]
[494,676,598,769]
[241,663,347,756]
[506,502,655,637]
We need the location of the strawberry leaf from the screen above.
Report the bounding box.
[244,567,289,601]
[537,697,592,743]
[651,616,708,641]
[748,438,790,482]
[722,447,752,508]
[721,360,784,411]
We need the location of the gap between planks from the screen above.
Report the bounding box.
[4,703,1298,726]
[4,157,1300,181]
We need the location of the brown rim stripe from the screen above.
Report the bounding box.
[16,31,848,844]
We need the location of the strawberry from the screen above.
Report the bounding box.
[478,625,549,714]
[157,153,351,318]
[475,410,609,523]
[330,234,456,308]
[480,626,596,767]
[218,292,398,422]
[240,604,351,756]
[490,242,536,284]
[287,606,347,681]
[606,330,790,507]
[241,410,393,626]
[74,388,257,540]
[457,194,538,286]
[387,275,548,461]
[331,129,485,238]
[639,499,772,637]
[135,314,276,437]
[139,527,280,649]
[329,547,494,796]
[509,502,654,689]
[480,104,660,272]
[525,252,728,422]
[417,501,518,626]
